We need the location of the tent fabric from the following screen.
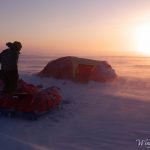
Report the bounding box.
[38,56,117,83]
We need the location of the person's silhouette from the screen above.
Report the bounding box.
[0,41,22,94]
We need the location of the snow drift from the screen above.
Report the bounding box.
[1,55,150,150]
[38,56,117,83]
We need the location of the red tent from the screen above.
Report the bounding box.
[38,56,117,83]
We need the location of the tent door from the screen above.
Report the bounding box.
[75,64,94,83]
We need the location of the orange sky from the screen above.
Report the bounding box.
[0,0,150,56]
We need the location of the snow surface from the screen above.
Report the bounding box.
[0,56,150,150]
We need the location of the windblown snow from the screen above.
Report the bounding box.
[0,55,150,150]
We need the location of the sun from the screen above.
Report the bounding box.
[134,23,150,56]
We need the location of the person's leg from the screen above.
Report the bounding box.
[1,70,18,94]
[0,70,5,92]
[2,71,10,93]
[7,70,19,93]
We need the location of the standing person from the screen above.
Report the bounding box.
[0,41,22,94]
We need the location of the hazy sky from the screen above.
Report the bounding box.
[0,0,150,56]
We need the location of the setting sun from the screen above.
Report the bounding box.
[135,23,150,56]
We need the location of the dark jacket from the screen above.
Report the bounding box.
[0,48,20,71]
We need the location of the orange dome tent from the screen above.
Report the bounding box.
[38,56,117,83]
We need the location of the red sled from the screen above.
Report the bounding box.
[0,79,61,119]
